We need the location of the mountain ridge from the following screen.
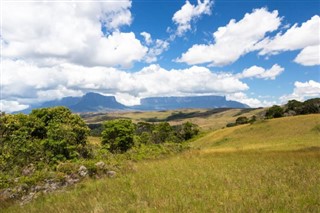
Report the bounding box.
[15,92,249,113]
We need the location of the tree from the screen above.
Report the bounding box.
[31,107,90,162]
[265,105,284,119]
[236,116,249,125]
[151,122,174,144]
[101,119,135,153]
[178,122,199,141]
[301,98,320,114]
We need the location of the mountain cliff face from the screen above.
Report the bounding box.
[135,96,249,110]
[16,93,249,113]
[70,92,126,112]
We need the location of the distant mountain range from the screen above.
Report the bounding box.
[16,92,249,113]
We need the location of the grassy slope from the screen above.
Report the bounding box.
[4,114,320,212]
[84,108,265,131]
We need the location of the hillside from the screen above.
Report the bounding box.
[83,108,265,130]
[4,114,320,212]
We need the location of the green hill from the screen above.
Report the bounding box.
[4,114,320,212]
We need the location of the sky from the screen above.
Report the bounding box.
[1,0,320,112]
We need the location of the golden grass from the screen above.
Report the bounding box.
[84,108,265,131]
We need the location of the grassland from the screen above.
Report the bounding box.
[4,114,320,212]
[83,108,265,131]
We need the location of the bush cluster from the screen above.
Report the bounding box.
[0,107,90,172]
[101,120,199,153]
[266,98,320,119]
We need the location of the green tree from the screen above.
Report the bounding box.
[265,105,284,119]
[101,119,136,153]
[178,122,200,141]
[152,122,174,144]
[236,116,249,125]
[301,98,320,114]
[31,107,90,162]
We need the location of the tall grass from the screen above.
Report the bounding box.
[3,114,320,212]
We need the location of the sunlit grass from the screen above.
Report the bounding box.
[3,114,320,212]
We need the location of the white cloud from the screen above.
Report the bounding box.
[258,15,320,55]
[294,45,320,66]
[140,32,152,45]
[0,100,29,113]
[172,0,213,36]
[238,64,284,80]
[226,92,276,108]
[280,80,320,102]
[257,15,320,66]
[1,60,249,109]
[177,8,281,66]
[2,1,146,68]
[144,39,170,63]
[139,32,169,63]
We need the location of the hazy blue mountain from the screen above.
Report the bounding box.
[133,96,249,110]
[16,92,126,113]
[69,92,126,112]
[15,93,249,114]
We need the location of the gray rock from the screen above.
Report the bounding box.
[22,164,35,176]
[65,174,79,185]
[20,192,36,205]
[95,161,105,169]
[78,165,88,177]
[106,171,116,178]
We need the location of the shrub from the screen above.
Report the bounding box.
[265,105,284,119]
[101,119,136,153]
[235,116,249,125]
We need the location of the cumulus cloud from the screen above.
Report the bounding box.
[139,32,170,63]
[0,100,29,113]
[294,45,320,66]
[237,64,284,80]
[177,8,281,66]
[226,92,276,108]
[172,0,213,36]
[258,15,320,55]
[258,15,320,66]
[2,1,147,68]
[280,80,320,102]
[140,32,152,45]
[1,60,249,109]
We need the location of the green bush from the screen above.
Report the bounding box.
[236,116,249,125]
[101,119,136,153]
[265,105,284,119]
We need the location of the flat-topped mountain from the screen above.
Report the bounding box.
[16,93,249,113]
[135,96,249,110]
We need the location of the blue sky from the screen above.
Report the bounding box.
[1,0,319,112]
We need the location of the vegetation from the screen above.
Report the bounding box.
[265,105,284,118]
[266,98,320,119]
[0,107,199,207]
[1,98,319,211]
[3,114,319,212]
[0,107,90,170]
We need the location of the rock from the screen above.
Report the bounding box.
[95,161,105,169]
[22,164,35,176]
[20,192,36,205]
[106,171,116,178]
[78,165,88,177]
[65,174,79,185]
[0,188,13,200]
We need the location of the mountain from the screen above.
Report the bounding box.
[15,93,249,114]
[133,96,249,110]
[70,92,126,112]
[17,92,127,113]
